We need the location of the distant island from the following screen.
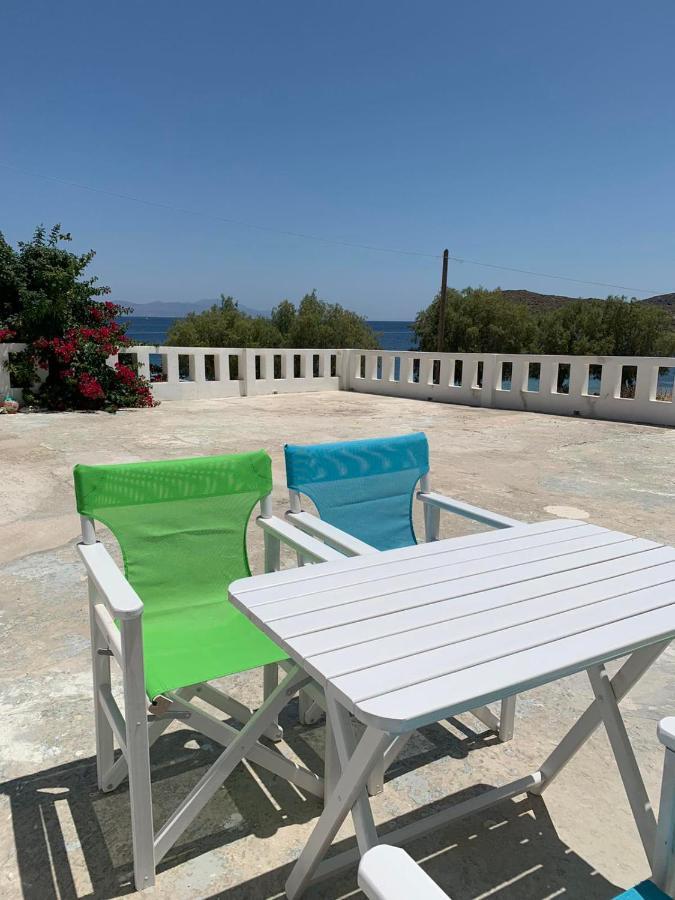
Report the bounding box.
[121,290,675,326]
[120,298,271,318]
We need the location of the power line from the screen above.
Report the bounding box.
[0,161,666,296]
[0,162,437,260]
[446,254,662,295]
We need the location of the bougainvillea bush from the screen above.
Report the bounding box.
[0,225,154,411]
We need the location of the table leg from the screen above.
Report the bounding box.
[324,713,340,798]
[326,693,379,853]
[368,733,415,796]
[588,663,657,861]
[285,722,391,899]
[532,641,669,795]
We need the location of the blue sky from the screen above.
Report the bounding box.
[1,2,674,318]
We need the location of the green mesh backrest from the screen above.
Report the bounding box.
[73,452,272,616]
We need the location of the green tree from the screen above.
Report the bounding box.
[278,291,379,349]
[166,295,283,347]
[538,297,675,356]
[414,287,675,357]
[0,224,112,341]
[167,290,379,350]
[413,287,539,353]
[270,299,296,335]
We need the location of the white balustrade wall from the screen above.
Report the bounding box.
[0,345,342,403]
[344,349,675,427]
[2,342,674,426]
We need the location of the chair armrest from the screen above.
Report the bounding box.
[417,491,523,529]
[358,846,451,899]
[77,542,143,620]
[658,717,675,753]
[256,515,345,563]
[285,510,379,557]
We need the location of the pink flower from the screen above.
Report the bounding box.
[78,373,104,400]
[114,362,136,385]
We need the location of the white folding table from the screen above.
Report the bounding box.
[229,519,675,898]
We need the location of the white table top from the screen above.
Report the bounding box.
[230,520,675,734]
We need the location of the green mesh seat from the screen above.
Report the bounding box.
[74,451,286,699]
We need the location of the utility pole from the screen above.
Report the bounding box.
[437,248,449,352]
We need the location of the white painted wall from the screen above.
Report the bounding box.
[2,342,673,427]
[0,344,342,403]
[345,349,675,427]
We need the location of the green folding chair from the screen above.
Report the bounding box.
[73,451,332,889]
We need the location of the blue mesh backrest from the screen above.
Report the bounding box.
[284,433,429,551]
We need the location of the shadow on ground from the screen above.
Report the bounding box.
[1,709,622,899]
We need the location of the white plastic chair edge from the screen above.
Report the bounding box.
[358,845,451,900]
[653,716,675,896]
[417,476,522,532]
[285,509,380,557]
[78,541,143,619]
[257,495,345,564]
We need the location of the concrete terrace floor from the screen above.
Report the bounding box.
[1,390,674,900]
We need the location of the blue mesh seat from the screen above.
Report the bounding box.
[284,433,429,551]
[614,883,670,899]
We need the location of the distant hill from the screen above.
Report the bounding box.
[122,299,270,318]
[495,289,675,326]
[497,289,598,313]
[641,293,675,325]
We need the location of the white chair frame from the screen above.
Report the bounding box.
[281,471,522,782]
[654,717,675,897]
[79,496,339,890]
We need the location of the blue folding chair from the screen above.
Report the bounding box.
[283,432,523,750]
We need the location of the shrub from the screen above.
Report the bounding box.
[0,225,154,411]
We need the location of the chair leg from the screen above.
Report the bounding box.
[653,725,675,897]
[120,617,155,890]
[89,584,114,791]
[153,666,310,866]
[498,696,517,743]
[104,687,197,792]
